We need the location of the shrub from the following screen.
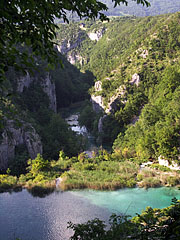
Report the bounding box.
[137,174,143,181]
[167,176,180,186]
[138,177,161,188]
[0,174,18,191]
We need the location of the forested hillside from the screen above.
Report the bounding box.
[57,11,180,163]
[2,2,180,240]
[1,10,180,175]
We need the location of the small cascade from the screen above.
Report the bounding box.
[65,114,87,135]
[65,112,97,156]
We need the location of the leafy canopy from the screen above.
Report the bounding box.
[0,0,150,82]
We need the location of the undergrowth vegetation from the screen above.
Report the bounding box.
[1,150,180,195]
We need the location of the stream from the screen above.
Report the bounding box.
[65,113,97,157]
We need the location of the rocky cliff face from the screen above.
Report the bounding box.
[40,73,57,112]
[57,26,105,65]
[67,52,86,65]
[17,71,57,112]
[91,81,126,114]
[0,120,42,170]
[17,71,33,92]
[88,27,106,41]
[0,69,57,169]
[57,31,85,65]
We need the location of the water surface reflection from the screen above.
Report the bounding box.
[0,189,110,240]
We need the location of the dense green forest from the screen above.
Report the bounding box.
[69,198,180,240]
[1,10,180,188]
[1,9,180,240]
[1,11,180,176]
[2,2,180,240]
[57,12,180,163]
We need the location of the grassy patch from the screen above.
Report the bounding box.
[60,160,139,190]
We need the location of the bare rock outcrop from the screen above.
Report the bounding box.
[67,52,85,65]
[98,115,107,133]
[56,31,85,65]
[17,72,33,92]
[94,81,102,91]
[158,156,180,170]
[17,72,57,112]
[130,73,140,86]
[41,73,57,112]
[91,95,104,113]
[88,27,106,41]
[106,86,126,113]
[91,82,126,114]
[0,120,42,170]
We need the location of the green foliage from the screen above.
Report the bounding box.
[4,60,88,160]
[166,176,180,187]
[58,12,180,158]
[78,101,98,132]
[0,0,149,84]
[0,174,18,192]
[42,114,83,159]
[150,163,170,172]
[68,218,106,240]
[113,63,180,161]
[52,56,94,110]
[60,151,139,190]
[8,144,30,176]
[69,200,180,240]
[27,154,50,176]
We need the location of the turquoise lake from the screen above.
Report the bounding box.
[0,187,180,240]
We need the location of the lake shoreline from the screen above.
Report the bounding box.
[1,167,180,196]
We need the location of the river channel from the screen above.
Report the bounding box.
[65,113,97,157]
[1,113,180,240]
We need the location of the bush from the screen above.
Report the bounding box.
[167,176,180,186]
[138,177,161,188]
[0,174,18,192]
[137,174,143,181]
[27,154,50,176]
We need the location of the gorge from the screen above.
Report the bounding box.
[1,2,180,239]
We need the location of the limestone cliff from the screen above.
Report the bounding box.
[17,71,33,92]
[17,71,57,112]
[57,31,85,65]
[88,27,106,41]
[91,81,126,114]
[0,69,57,169]
[40,73,57,112]
[0,120,42,170]
[56,24,105,65]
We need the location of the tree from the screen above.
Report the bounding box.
[0,0,150,83]
[27,153,50,176]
